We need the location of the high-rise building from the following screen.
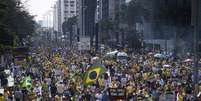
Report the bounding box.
[53,3,59,32]
[95,0,125,25]
[53,0,79,34]
[78,0,97,36]
[109,0,125,21]
[95,0,109,21]
[139,0,192,51]
[53,0,62,33]
[99,0,126,45]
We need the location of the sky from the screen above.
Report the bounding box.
[21,0,56,21]
[22,0,131,22]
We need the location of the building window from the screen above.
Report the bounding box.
[64,0,69,3]
[70,11,75,13]
[70,4,74,7]
[64,17,68,21]
[70,1,75,4]
[65,11,68,13]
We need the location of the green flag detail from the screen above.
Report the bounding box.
[21,76,32,91]
[84,66,105,85]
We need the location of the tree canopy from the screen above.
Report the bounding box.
[62,16,77,46]
[123,0,149,28]
[62,16,77,35]
[0,0,36,48]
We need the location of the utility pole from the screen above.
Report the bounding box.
[191,0,199,96]
[81,0,84,36]
[95,23,99,52]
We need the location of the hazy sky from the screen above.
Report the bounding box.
[22,0,56,21]
[23,0,131,21]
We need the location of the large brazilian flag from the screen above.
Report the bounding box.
[21,76,32,91]
[83,66,105,85]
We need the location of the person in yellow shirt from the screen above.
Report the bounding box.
[176,90,185,101]
[143,88,150,98]
[126,83,134,97]
[28,88,37,100]
[0,94,5,101]
[166,68,171,78]
[143,72,149,81]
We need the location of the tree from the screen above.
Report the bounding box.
[126,31,141,52]
[157,0,191,54]
[99,18,114,44]
[124,0,149,30]
[119,0,149,51]
[62,16,77,46]
[0,0,36,48]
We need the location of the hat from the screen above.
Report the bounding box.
[36,84,39,87]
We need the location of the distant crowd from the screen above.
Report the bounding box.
[0,46,201,101]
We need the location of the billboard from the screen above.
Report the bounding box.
[78,37,90,51]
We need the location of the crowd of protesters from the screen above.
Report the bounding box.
[0,45,201,101]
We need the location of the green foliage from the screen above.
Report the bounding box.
[62,16,77,34]
[158,0,191,26]
[99,19,114,31]
[62,16,77,46]
[99,19,114,44]
[123,1,149,27]
[126,31,141,50]
[0,0,36,49]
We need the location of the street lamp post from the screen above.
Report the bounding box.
[119,23,127,49]
[192,0,199,96]
[81,0,87,36]
[136,22,144,54]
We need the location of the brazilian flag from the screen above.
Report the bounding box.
[21,76,32,91]
[83,66,105,85]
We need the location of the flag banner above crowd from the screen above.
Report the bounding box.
[83,65,105,85]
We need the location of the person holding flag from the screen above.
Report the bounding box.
[20,76,33,92]
[83,64,106,85]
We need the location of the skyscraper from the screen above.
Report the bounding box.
[53,0,79,34]
[78,0,96,36]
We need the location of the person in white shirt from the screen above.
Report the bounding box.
[34,84,42,100]
[95,91,103,101]
[56,81,65,100]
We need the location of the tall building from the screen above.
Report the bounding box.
[53,3,59,32]
[95,0,102,23]
[109,0,125,21]
[100,0,126,44]
[138,0,192,51]
[95,0,109,21]
[78,0,97,36]
[95,0,125,26]
[80,0,126,36]
[53,0,79,34]
[53,0,62,33]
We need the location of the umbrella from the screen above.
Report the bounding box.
[154,53,165,58]
[117,52,128,57]
[163,64,171,68]
[92,57,99,60]
[148,52,153,55]
[106,50,118,56]
[184,59,193,62]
